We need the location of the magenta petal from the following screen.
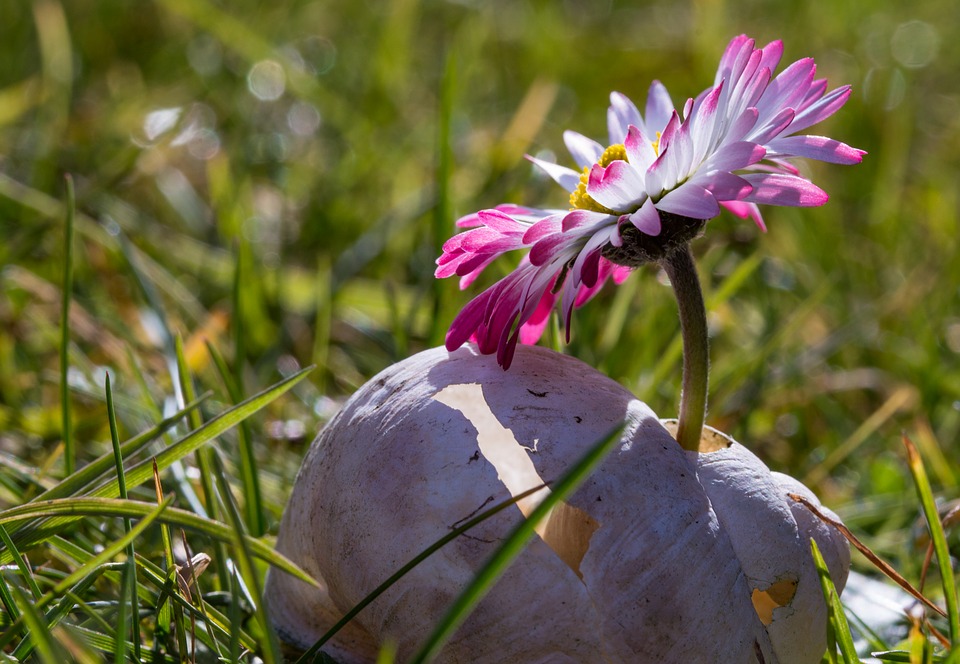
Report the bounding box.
[518,287,557,345]
[477,208,524,232]
[721,200,766,231]
[461,233,524,254]
[445,288,494,351]
[529,232,573,266]
[522,216,563,244]
[741,173,829,207]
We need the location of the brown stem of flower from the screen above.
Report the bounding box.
[660,244,708,452]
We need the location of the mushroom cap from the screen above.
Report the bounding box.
[266,345,849,663]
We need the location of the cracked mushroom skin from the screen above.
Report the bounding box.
[265,345,849,663]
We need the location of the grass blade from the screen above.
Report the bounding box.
[9,583,64,664]
[0,497,319,588]
[903,433,960,645]
[105,372,141,661]
[60,174,76,476]
[174,333,231,588]
[409,421,625,663]
[96,366,312,498]
[210,452,281,664]
[0,497,172,651]
[810,538,860,664]
[790,493,946,618]
[26,394,209,505]
[429,47,455,347]
[206,340,264,537]
[0,565,22,635]
[0,523,42,600]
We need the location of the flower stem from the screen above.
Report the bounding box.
[660,244,708,452]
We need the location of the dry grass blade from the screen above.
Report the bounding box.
[788,492,946,618]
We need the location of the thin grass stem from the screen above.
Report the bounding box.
[60,174,76,476]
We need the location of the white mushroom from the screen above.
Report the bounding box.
[265,344,849,663]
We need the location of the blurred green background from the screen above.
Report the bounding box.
[1,0,958,589]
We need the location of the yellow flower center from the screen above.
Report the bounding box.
[651,131,662,156]
[569,143,628,214]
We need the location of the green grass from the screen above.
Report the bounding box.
[1,0,959,661]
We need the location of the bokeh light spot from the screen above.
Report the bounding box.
[248,60,286,101]
[891,21,939,68]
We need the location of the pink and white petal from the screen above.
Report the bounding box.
[587,161,646,211]
[664,118,695,184]
[561,209,616,234]
[529,230,580,266]
[526,154,582,191]
[624,125,658,171]
[721,200,766,231]
[715,35,755,87]
[766,135,865,164]
[645,80,675,135]
[740,172,829,207]
[477,208,529,232]
[701,140,766,172]
[760,58,816,117]
[628,198,662,236]
[564,130,604,169]
[693,171,753,201]
[758,40,784,76]
[655,111,681,157]
[461,232,526,254]
[725,107,759,143]
[491,204,559,224]
[657,182,721,219]
[522,215,564,244]
[687,83,723,164]
[570,230,615,289]
[750,107,796,144]
[796,78,829,114]
[454,210,485,229]
[608,92,643,143]
[788,86,853,134]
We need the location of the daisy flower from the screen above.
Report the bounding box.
[436,35,864,369]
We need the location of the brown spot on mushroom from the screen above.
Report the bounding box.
[750,578,798,625]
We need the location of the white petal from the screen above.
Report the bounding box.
[564,131,604,169]
[527,155,581,191]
